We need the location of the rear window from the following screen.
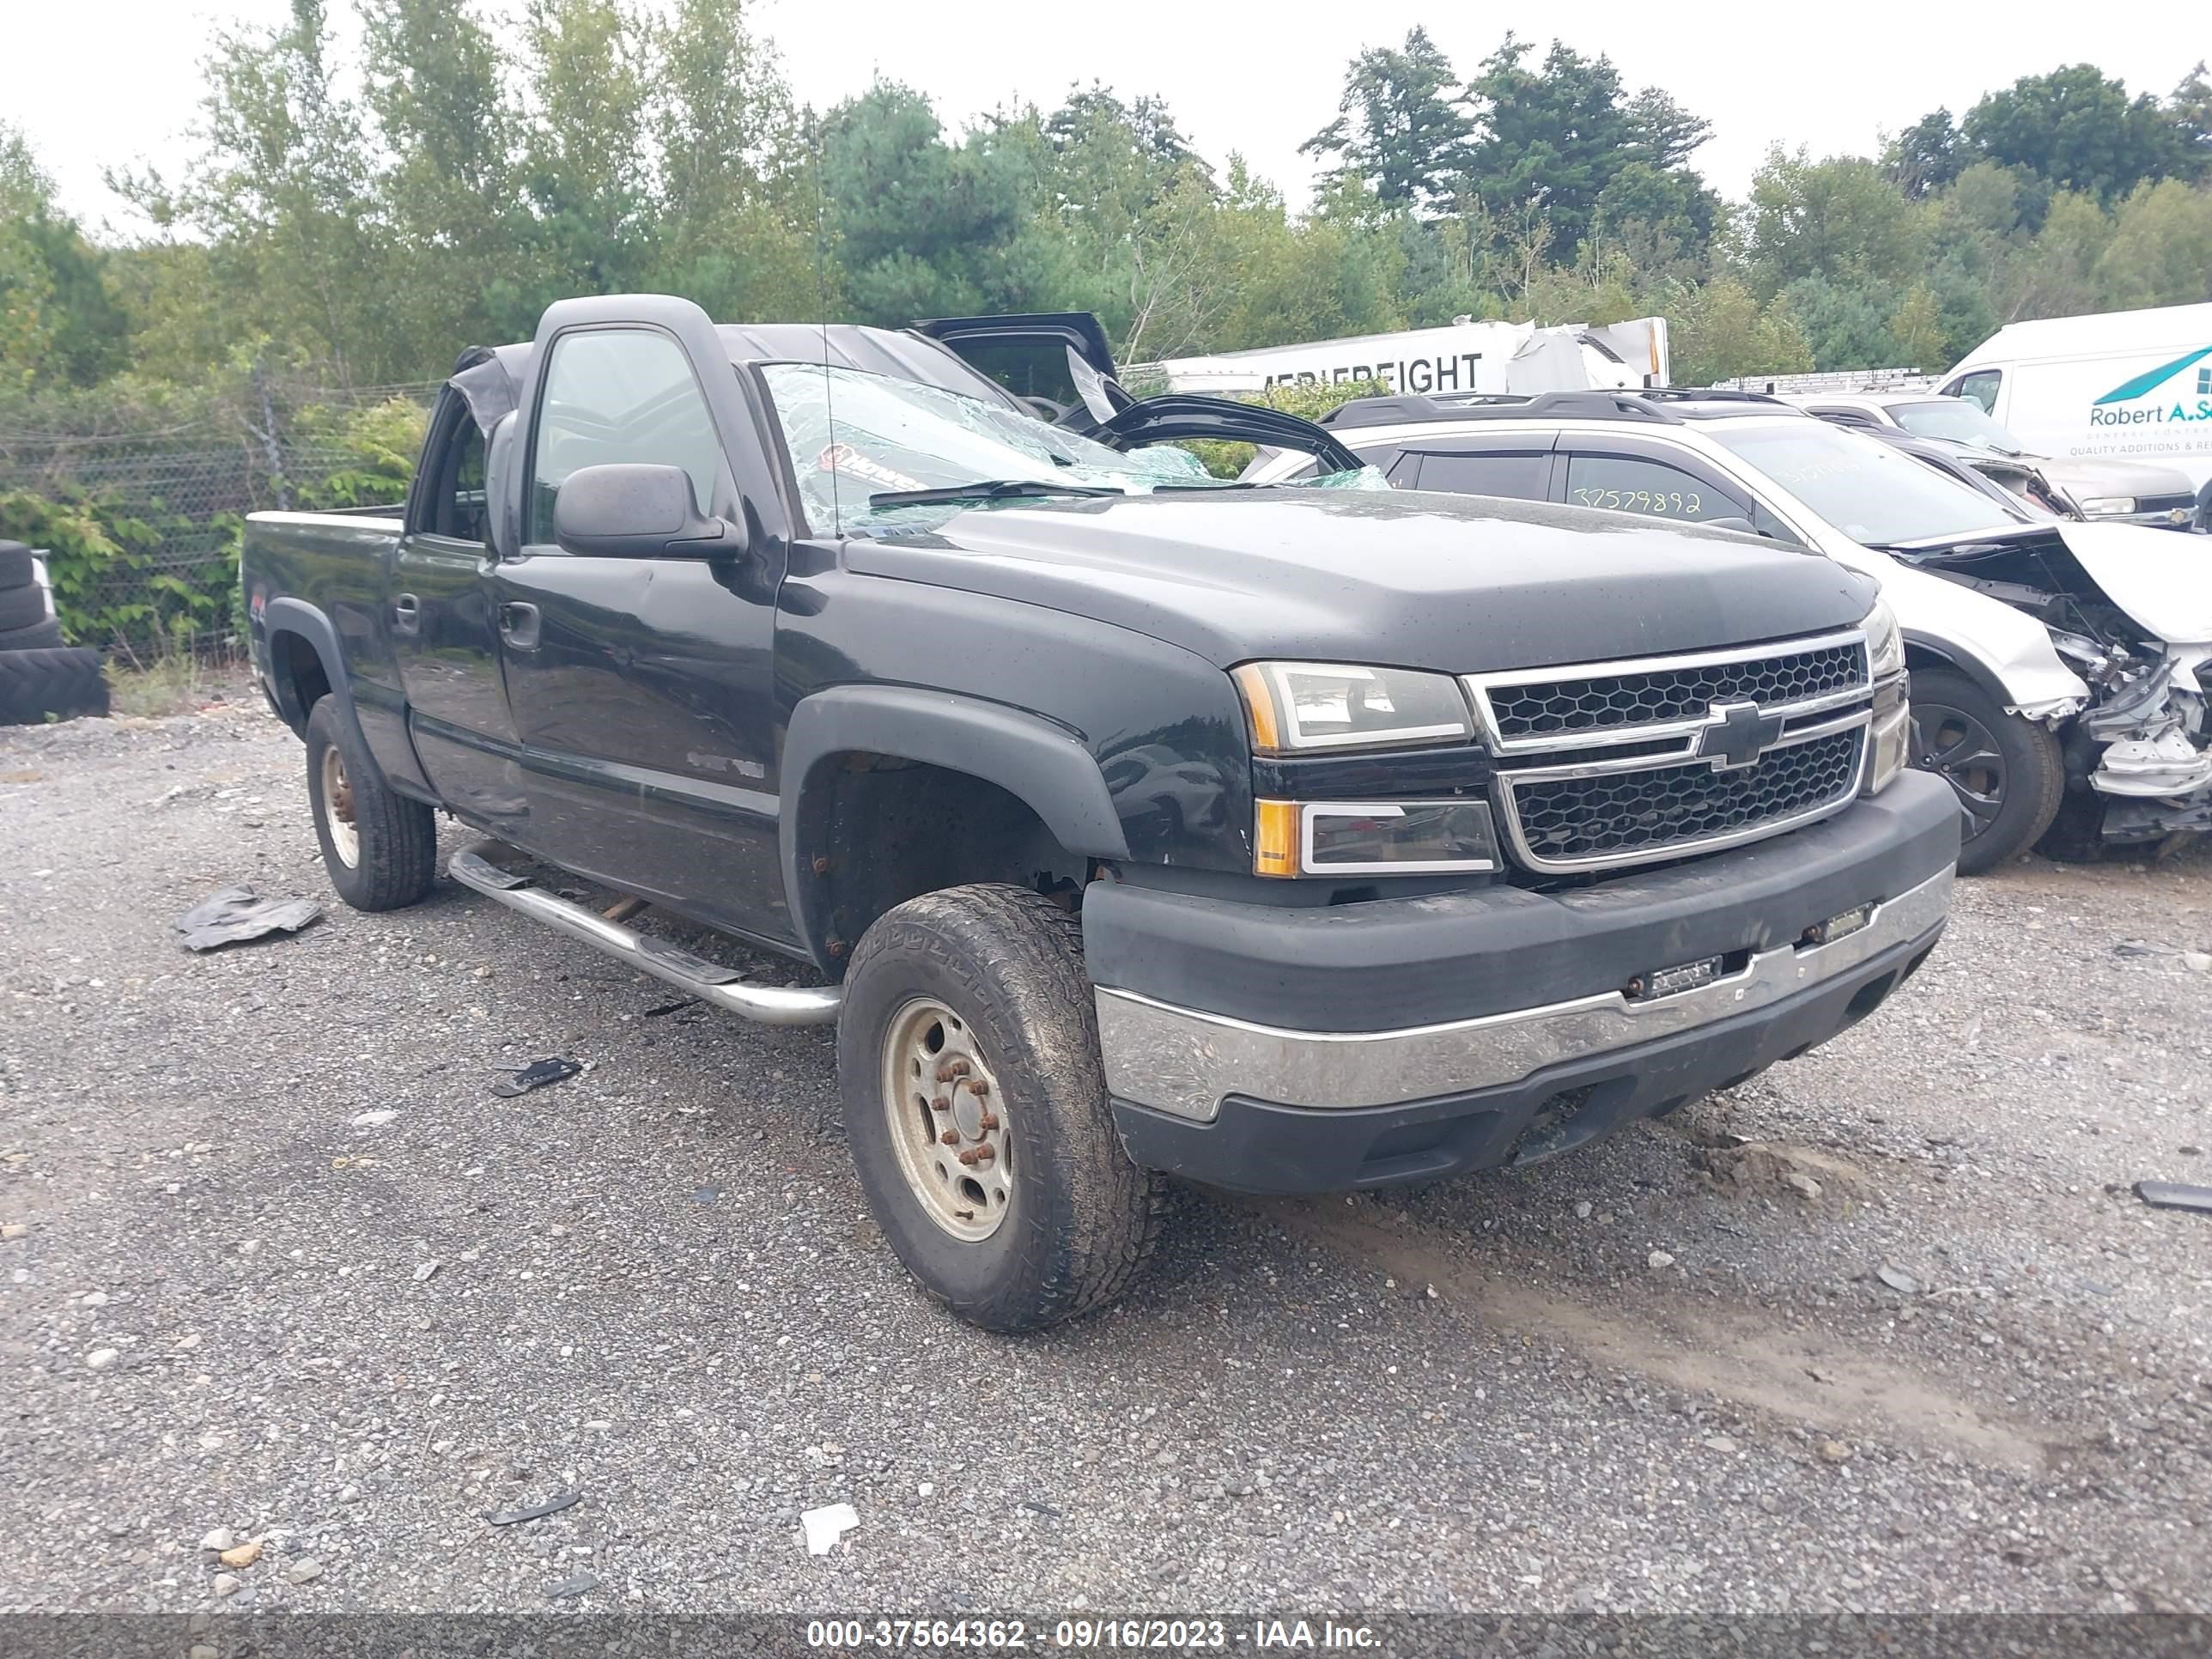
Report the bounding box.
[1410,451,1549,500]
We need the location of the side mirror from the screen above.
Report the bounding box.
[552,464,748,561]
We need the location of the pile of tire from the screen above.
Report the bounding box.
[0,540,109,726]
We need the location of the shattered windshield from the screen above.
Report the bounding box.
[761,362,1219,535]
[759,362,1387,536]
[1888,399,2026,454]
[1709,420,2026,547]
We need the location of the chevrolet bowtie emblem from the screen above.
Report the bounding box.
[1695,700,1786,770]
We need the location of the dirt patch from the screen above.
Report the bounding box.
[1262,1199,2056,1474]
[1699,1139,1872,1205]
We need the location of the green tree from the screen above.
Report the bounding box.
[2004,188,2113,319]
[1962,64,2191,201]
[2170,62,2212,173]
[7,125,134,389]
[2094,179,2212,309]
[1667,275,1814,384]
[1589,159,1717,270]
[497,0,656,330]
[1781,276,1899,370]
[1889,282,1945,368]
[647,0,816,325]
[817,82,1052,324]
[1458,36,1716,262]
[1300,27,1474,213]
[360,0,514,366]
[117,0,394,382]
[1742,148,1923,295]
[1887,108,1962,200]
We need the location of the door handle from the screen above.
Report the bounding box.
[392,592,420,635]
[499,601,541,650]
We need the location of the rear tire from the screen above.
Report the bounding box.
[1908,668,2063,876]
[836,883,1166,1332]
[305,696,438,911]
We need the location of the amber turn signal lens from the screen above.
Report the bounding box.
[1231,663,1280,753]
[1254,799,1299,878]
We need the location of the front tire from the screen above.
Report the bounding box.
[1908,668,2063,876]
[836,884,1166,1332]
[305,696,438,911]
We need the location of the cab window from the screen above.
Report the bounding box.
[1562,453,1749,524]
[418,404,488,542]
[1949,369,2002,414]
[527,329,725,546]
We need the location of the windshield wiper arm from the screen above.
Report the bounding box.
[867,479,1125,507]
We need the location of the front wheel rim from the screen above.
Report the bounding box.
[320,746,361,868]
[1911,702,2007,841]
[879,997,1012,1243]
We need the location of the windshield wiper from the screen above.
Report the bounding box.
[867,479,1125,507]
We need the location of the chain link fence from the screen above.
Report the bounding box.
[0,376,437,659]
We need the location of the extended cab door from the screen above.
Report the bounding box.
[392,390,522,821]
[494,300,799,948]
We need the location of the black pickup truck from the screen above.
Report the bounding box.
[242,295,1959,1331]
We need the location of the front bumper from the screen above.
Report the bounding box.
[1090,770,1959,1194]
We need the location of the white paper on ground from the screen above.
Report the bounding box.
[800,1503,859,1556]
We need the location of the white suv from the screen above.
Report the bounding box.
[1243,389,2212,873]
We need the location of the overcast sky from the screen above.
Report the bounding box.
[11,0,2206,234]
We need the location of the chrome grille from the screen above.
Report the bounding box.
[1508,729,1864,866]
[1483,639,1868,744]
[1467,629,1874,873]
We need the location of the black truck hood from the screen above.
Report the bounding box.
[844,488,1879,673]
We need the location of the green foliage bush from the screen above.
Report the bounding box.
[0,395,428,650]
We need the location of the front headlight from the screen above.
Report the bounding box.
[2080,496,2137,516]
[1863,597,1905,683]
[1231,661,1474,754]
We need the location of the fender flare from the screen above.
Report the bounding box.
[1903,629,2034,714]
[779,684,1131,963]
[262,598,362,736]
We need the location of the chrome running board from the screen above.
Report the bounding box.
[447,847,842,1027]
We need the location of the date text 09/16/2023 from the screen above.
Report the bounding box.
[803,1619,1381,1650]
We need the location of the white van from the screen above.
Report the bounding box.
[1939,304,2212,517]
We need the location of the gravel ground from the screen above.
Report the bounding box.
[3,693,2209,1618]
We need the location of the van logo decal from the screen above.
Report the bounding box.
[2094,347,2212,404]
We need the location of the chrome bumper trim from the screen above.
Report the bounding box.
[1095,865,1954,1122]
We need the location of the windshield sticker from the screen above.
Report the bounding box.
[817,443,927,495]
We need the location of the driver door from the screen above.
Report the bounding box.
[495,321,793,947]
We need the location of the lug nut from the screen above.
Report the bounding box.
[930,1095,951,1112]
[967,1079,988,1097]
[957,1146,996,1167]
[939,1129,960,1146]
[977,1112,1000,1132]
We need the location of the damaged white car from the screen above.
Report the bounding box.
[1239,389,2212,873]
